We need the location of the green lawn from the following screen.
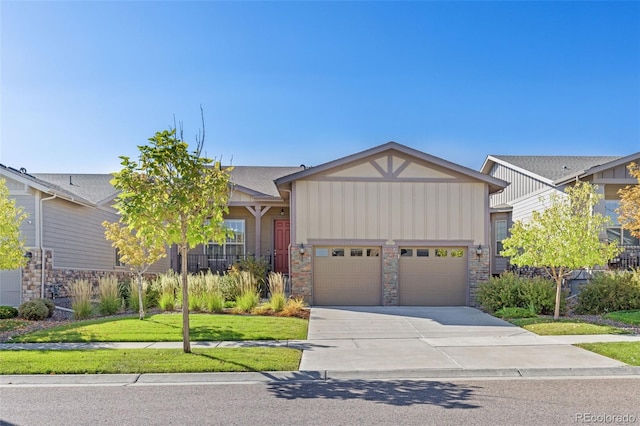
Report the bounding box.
[577,342,640,366]
[0,319,29,333]
[509,318,628,335]
[604,310,640,325]
[0,347,302,374]
[8,313,308,343]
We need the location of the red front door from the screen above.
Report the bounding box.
[274,219,290,274]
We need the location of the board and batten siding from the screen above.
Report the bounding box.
[295,180,486,244]
[511,187,565,223]
[489,163,550,208]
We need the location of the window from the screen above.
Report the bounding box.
[115,248,125,267]
[495,220,508,254]
[435,249,447,257]
[605,200,639,246]
[331,248,345,257]
[400,248,413,257]
[367,248,380,257]
[451,249,464,258]
[350,248,363,257]
[417,249,429,257]
[206,219,246,257]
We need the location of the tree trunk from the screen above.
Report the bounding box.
[137,272,145,320]
[181,245,191,353]
[554,276,562,320]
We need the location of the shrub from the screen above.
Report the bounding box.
[494,307,537,319]
[576,271,640,314]
[267,272,287,312]
[118,279,131,309]
[280,297,307,317]
[18,300,49,321]
[477,272,565,315]
[34,298,55,318]
[97,276,121,316]
[203,292,224,313]
[0,306,19,319]
[70,279,93,320]
[224,300,236,309]
[219,273,241,302]
[476,273,521,313]
[158,293,175,311]
[235,291,260,313]
[237,257,269,291]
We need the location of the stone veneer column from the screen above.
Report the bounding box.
[468,245,490,307]
[382,245,399,306]
[21,248,43,302]
[290,244,312,305]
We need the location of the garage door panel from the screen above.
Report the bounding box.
[314,247,381,306]
[399,247,467,306]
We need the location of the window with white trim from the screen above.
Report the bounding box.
[495,220,508,254]
[605,200,639,246]
[205,219,246,256]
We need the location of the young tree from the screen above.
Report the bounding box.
[111,119,232,353]
[617,162,640,239]
[501,181,620,319]
[103,221,167,320]
[0,178,29,270]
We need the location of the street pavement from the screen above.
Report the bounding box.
[1,306,640,385]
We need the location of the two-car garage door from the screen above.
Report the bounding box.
[313,246,468,306]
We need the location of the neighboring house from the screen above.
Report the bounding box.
[480,152,640,275]
[0,165,170,307]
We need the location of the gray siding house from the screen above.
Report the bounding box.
[480,153,640,275]
[0,166,171,306]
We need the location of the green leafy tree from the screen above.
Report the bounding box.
[617,162,640,239]
[103,221,167,320]
[501,181,621,319]
[0,178,29,270]
[111,118,232,352]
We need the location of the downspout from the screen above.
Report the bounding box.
[39,193,57,298]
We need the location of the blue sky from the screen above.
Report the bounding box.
[1,1,639,173]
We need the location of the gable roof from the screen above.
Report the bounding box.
[481,155,624,185]
[275,141,508,193]
[228,166,303,198]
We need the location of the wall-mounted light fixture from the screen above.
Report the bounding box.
[280,208,285,216]
[24,251,33,260]
[475,245,483,256]
[299,243,305,256]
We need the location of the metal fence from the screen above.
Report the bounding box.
[608,245,640,270]
[180,254,272,274]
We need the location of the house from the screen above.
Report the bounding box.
[480,152,640,275]
[0,165,171,307]
[2,141,507,308]
[186,142,506,306]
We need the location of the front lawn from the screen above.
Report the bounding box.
[8,313,308,343]
[604,310,640,326]
[0,347,302,374]
[577,342,640,366]
[509,318,628,335]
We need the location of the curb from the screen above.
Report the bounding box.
[2,367,640,386]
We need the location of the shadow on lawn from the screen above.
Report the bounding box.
[267,379,482,408]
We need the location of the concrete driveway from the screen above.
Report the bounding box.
[299,306,629,372]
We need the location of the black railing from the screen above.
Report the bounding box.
[180,254,272,274]
[609,246,640,270]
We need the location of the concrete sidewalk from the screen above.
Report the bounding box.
[2,306,640,385]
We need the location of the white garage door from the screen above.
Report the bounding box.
[0,269,22,307]
[313,246,382,306]
[399,247,467,306]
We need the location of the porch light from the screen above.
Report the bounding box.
[280,208,285,216]
[475,245,483,256]
[299,244,305,256]
[24,251,33,260]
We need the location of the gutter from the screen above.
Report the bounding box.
[39,193,57,298]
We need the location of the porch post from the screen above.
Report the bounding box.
[245,205,271,258]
